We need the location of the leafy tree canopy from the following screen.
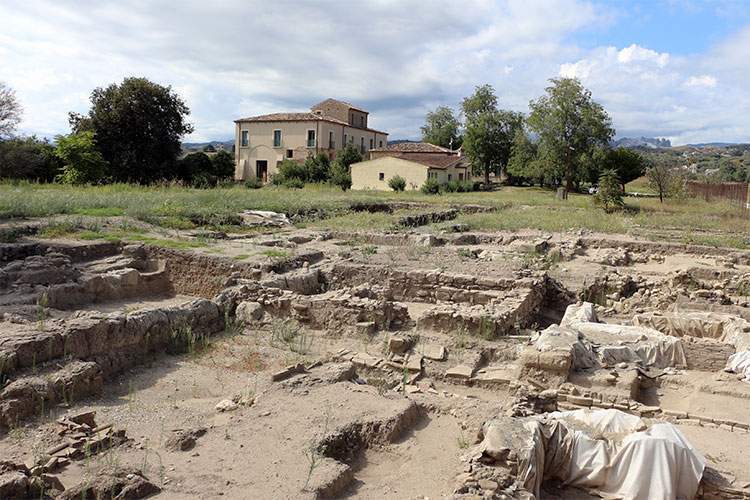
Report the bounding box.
[0,82,23,139]
[54,131,108,185]
[461,84,498,120]
[527,77,614,191]
[420,106,462,149]
[70,77,194,183]
[0,136,61,181]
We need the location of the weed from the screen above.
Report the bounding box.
[233,253,250,260]
[302,408,330,491]
[36,290,48,331]
[361,245,377,259]
[457,247,476,261]
[224,310,244,337]
[0,226,20,243]
[478,315,495,341]
[224,429,231,440]
[457,430,470,449]
[406,244,431,261]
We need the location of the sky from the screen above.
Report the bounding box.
[1,0,749,145]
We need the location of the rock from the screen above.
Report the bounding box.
[60,466,159,500]
[478,479,499,492]
[388,336,413,354]
[238,210,290,227]
[164,427,207,452]
[423,344,446,361]
[215,400,238,412]
[235,301,264,323]
[446,365,474,379]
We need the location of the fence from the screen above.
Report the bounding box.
[686,181,750,215]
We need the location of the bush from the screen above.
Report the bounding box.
[211,150,235,179]
[592,169,624,212]
[54,131,108,185]
[329,162,351,191]
[282,177,305,189]
[388,175,406,191]
[244,177,263,189]
[421,178,441,194]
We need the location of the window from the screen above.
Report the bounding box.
[273,130,282,148]
[286,149,293,159]
[360,116,364,128]
[360,137,365,152]
[240,130,249,147]
[329,131,334,149]
[448,174,452,181]
[307,130,316,147]
[379,141,383,148]
[350,113,354,124]
[369,138,373,149]
[458,173,464,181]
[379,173,385,181]
[344,134,347,145]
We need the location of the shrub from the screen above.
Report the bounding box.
[329,162,351,191]
[388,175,406,191]
[244,177,263,189]
[54,131,108,185]
[592,169,624,212]
[420,178,441,194]
[283,177,305,189]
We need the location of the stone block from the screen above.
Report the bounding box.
[446,365,473,379]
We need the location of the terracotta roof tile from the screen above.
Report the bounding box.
[235,112,386,135]
[396,153,468,169]
[371,142,454,153]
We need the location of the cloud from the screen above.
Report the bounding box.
[685,75,718,87]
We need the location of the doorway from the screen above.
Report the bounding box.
[256,160,268,182]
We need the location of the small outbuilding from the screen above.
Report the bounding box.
[350,153,470,190]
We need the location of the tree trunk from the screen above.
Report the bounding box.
[565,147,572,197]
[484,166,490,188]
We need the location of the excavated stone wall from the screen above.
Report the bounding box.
[681,337,736,372]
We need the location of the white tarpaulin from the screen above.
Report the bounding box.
[570,322,688,370]
[726,351,750,382]
[513,409,705,500]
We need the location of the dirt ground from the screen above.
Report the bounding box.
[1,215,750,499]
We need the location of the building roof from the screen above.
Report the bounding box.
[398,153,467,169]
[370,142,455,154]
[311,98,368,114]
[235,112,387,135]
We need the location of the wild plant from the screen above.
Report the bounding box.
[478,315,495,341]
[302,408,330,491]
[37,290,48,331]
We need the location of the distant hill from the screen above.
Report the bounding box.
[613,137,671,149]
[687,142,736,147]
[387,139,420,146]
[181,139,234,156]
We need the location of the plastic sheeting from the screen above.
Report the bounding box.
[518,409,705,500]
[726,351,750,382]
[570,322,688,370]
[633,311,750,352]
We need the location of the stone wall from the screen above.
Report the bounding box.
[681,337,735,372]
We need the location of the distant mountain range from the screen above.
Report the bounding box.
[181,139,234,155]
[686,142,737,147]
[613,137,671,149]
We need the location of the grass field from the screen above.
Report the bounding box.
[0,180,747,248]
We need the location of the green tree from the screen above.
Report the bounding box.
[463,109,525,186]
[461,84,498,120]
[599,147,648,192]
[304,151,331,183]
[0,136,61,181]
[211,150,235,179]
[179,152,214,185]
[647,163,674,203]
[202,143,216,153]
[329,143,363,191]
[69,77,194,183]
[506,130,552,186]
[527,77,614,194]
[0,82,23,139]
[592,169,624,212]
[53,131,108,184]
[420,106,461,149]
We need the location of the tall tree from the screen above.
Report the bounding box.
[598,147,648,192]
[0,82,23,139]
[527,77,614,194]
[420,106,461,149]
[69,77,194,183]
[461,84,498,120]
[461,85,524,185]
